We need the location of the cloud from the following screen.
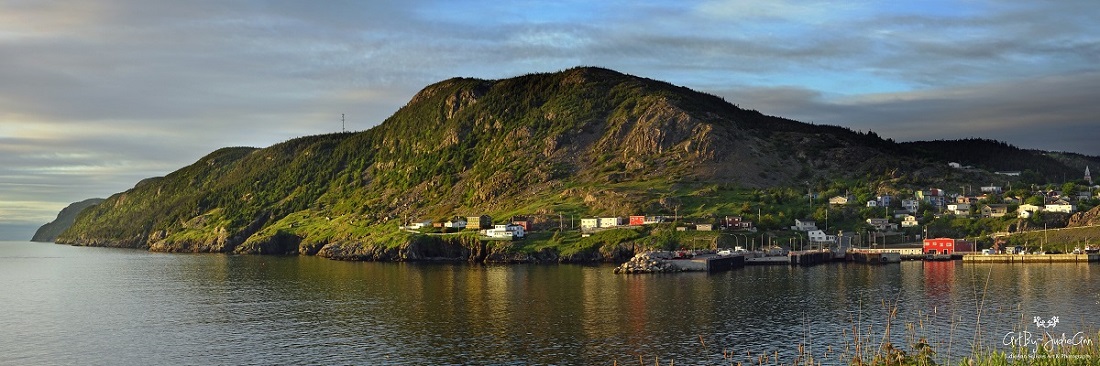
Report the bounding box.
[709,71,1100,156]
[1,0,1099,226]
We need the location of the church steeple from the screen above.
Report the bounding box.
[1087,166,1092,185]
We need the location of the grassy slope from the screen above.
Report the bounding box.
[58,67,1094,258]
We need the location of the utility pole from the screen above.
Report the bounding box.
[341,113,346,133]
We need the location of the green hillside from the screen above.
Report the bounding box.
[56,67,1099,261]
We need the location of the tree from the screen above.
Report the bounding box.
[1062,182,1079,196]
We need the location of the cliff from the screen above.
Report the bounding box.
[31,198,104,242]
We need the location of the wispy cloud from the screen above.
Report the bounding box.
[1,0,1098,226]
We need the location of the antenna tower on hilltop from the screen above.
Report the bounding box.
[342,113,346,133]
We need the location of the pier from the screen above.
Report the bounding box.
[962,253,1099,263]
[788,250,833,265]
[670,253,746,272]
[615,251,745,273]
[847,250,903,263]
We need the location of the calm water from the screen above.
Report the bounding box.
[1,240,1098,365]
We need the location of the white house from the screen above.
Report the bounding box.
[980,185,1003,194]
[901,215,919,228]
[444,219,467,229]
[902,199,921,213]
[407,220,433,230]
[580,218,600,229]
[829,195,855,205]
[1018,204,1042,219]
[598,217,623,228]
[807,229,834,244]
[947,203,971,216]
[1046,200,1077,213]
[792,219,818,231]
[866,200,879,207]
[483,224,525,239]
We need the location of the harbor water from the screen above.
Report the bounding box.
[1,240,1097,365]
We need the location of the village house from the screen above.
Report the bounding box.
[980,185,1002,194]
[916,189,947,208]
[866,218,896,231]
[1045,200,1076,213]
[580,218,600,230]
[956,195,977,204]
[511,218,531,231]
[902,199,921,213]
[985,202,1007,216]
[923,238,973,255]
[696,224,713,231]
[807,229,834,244]
[444,219,467,229]
[629,215,645,226]
[829,195,855,205]
[1017,204,1042,219]
[407,220,433,230]
[599,217,623,228]
[482,224,525,239]
[946,203,970,216]
[792,219,818,231]
[467,215,492,229]
[901,215,920,228]
[877,195,893,207]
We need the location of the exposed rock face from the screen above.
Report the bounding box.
[1069,206,1100,227]
[31,198,104,242]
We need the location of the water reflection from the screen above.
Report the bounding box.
[2,242,1099,365]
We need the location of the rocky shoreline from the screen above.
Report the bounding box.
[56,234,639,264]
[613,252,684,273]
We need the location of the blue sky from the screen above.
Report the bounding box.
[2,0,1099,239]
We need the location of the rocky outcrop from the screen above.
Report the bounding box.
[614,252,682,274]
[32,198,104,242]
[313,235,634,264]
[1068,206,1100,227]
[57,233,149,249]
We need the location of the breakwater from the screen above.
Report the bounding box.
[962,253,1099,263]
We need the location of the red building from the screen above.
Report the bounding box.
[922,238,973,255]
[629,216,646,226]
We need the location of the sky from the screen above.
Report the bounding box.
[2,0,1099,239]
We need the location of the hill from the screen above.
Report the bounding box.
[900,139,1096,183]
[55,67,1098,261]
[31,198,105,242]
